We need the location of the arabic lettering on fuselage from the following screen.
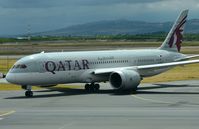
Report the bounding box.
[44,59,89,74]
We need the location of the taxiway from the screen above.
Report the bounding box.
[0,80,199,129]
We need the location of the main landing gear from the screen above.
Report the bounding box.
[85,83,100,92]
[22,85,33,97]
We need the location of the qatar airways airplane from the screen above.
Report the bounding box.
[5,9,199,97]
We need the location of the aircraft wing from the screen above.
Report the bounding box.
[93,67,137,75]
[93,59,199,75]
[137,59,199,69]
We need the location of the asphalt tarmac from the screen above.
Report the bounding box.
[0,80,199,129]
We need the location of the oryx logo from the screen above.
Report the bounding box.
[168,15,187,52]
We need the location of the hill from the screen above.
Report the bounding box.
[33,19,199,36]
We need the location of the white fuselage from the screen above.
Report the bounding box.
[6,49,184,86]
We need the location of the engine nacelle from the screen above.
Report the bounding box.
[109,70,141,90]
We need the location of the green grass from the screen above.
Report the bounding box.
[0,59,16,73]
[0,41,199,55]
[181,47,199,54]
[143,64,199,83]
[1,41,199,46]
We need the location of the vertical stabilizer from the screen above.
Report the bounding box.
[160,10,188,52]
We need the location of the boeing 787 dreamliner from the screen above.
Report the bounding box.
[5,9,199,97]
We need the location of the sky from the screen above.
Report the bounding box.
[0,0,199,36]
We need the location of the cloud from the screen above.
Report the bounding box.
[0,0,199,35]
[0,0,169,8]
[0,0,55,8]
[66,0,164,6]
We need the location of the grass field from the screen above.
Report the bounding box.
[143,63,199,83]
[0,59,16,73]
[0,41,199,55]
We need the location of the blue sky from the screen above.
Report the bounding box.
[0,0,199,36]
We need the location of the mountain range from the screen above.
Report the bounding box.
[32,19,199,36]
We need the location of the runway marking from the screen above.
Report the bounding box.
[131,95,173,104]
[58,123,74,129]
[0,110,15,117]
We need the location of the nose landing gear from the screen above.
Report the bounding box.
[22,85,33,97]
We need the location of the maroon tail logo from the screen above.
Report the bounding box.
[168,16,187,52]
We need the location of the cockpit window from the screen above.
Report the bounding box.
[12,64,27,69]
[21,64,27,68]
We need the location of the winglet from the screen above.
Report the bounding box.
[160,9,189,52]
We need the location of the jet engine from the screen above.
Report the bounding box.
[109,70,141,91]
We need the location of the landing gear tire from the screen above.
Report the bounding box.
[23,85,33,97]
[94,84,100,91]
[85,83,100,92]
[25,91,33,97]
[85,84,90,91]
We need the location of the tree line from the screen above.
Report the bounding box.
[1,33,199,43]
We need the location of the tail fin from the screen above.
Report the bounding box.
[160,9,188,52]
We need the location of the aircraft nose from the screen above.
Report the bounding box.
[6,72,16,84]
